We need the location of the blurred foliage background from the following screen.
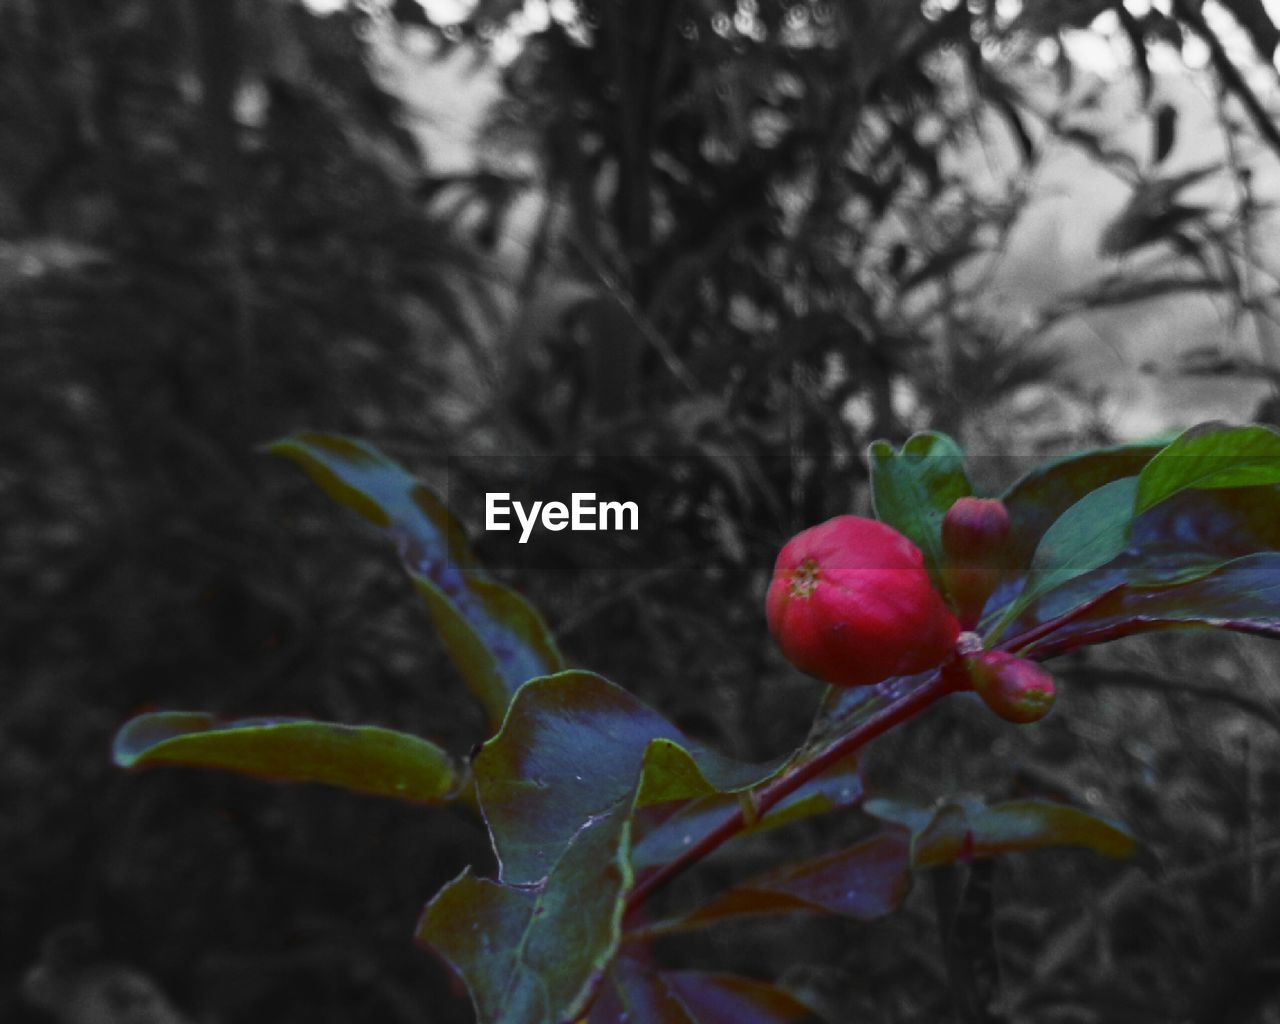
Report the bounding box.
[7,0,1280,1021]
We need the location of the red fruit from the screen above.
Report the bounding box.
[941,497,1012,629]
[767,516,961,687]
[965,650,1056,724]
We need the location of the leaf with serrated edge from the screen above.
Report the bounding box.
[869,432,972,589]
[1135,423,1280,516]
[270,432,563,724]
[113,712,462,805]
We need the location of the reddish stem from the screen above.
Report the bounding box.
[991,587,1117,658]
[623,667,964,915]
[622,584,1140,918]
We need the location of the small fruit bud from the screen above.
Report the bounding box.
[766,516,961,688]
[965,650,1056,724]
[941,497,1012,629]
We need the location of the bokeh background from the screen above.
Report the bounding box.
[7,1,1280,1021]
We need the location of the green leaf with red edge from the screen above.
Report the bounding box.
[650,831,911,934]
[986,428,1280,647]
[868,432,972,589]
[112,712,464,805]
[865,797,1139,867]
[982,436,1169,624]
[473,671,789,885]
[417,804,632,1024]
[1134,422,1280,516]
[987,476,1138,642]
[998,437,1169,573]
[1123,485,1280,585]
[631,753,863,871]
[587,957,818,1024]
[988,483,1280,645]
[268,432,563,725]
[1021,551,1280,659]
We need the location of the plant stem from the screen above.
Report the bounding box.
[623,593,1107,916]
[623,668,963,914]
[992,588,1114,657]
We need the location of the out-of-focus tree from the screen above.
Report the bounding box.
[401,0,1280,714]
[2,3,495,1022]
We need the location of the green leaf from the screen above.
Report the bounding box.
[989,476,1138,641]
[474,671,786,885]
[654,831,911,932]
[423,671,809,1023]
[414,575,565,727]
[588,960,817,1024]
[417,804,632,1024]
[587,953,696,1024]
[866,797,1139,867]
[988,437,1169,615]
[868,432,972,588]
[1022,552,1280,659]
[113,712,463,805]
[989,484,1280,645]
[658,972,819,1024]
[630,754,863,871]
[269,432,564,725]
[1134,422,1280,516]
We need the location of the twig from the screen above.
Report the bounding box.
[567,234,702,395]
[623,668,964,913]
[1173,0,1280,160]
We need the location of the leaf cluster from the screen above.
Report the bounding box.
[114,422,1280,1022]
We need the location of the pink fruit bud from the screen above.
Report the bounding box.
[965,650,1056,724]
[767,516,961,688]
[941,497,1012,629]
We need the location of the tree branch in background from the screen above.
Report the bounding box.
[1174,0,1280,159]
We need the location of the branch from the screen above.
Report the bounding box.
[623,668,964,914]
